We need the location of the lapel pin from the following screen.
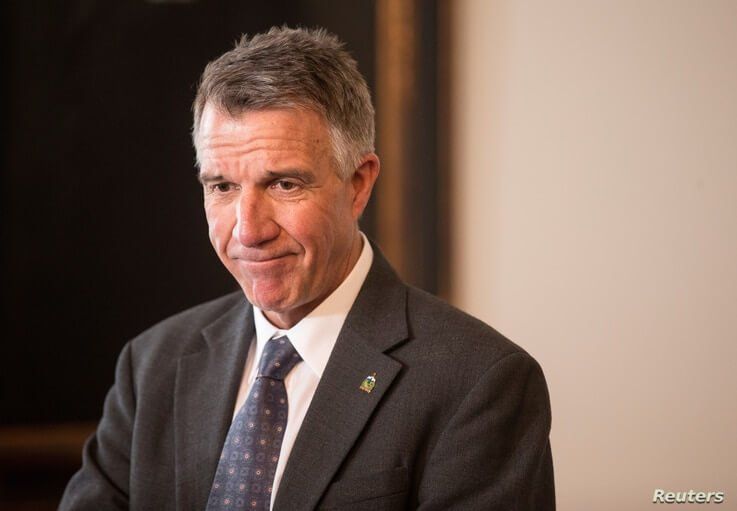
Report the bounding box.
[359,373,377,393]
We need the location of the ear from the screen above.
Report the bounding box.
[349,153,380,220]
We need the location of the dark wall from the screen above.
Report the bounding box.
[1,0,376,425]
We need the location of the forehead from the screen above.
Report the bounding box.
[196,105,332,162]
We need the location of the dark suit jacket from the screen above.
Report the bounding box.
[59,250,555,510]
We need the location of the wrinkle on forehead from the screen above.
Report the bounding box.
[198,106,328,154]
[196,106,333,173]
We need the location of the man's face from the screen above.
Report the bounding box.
[196,105,377,328]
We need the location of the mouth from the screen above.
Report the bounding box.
[235,253,294,266]
[235,255,293,277]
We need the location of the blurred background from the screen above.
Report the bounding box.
[1,1,735,509]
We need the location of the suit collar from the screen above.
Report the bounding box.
[174,298,254,510]
[200,295,252,350]
[342,243,409,352]
[273,245,409,510]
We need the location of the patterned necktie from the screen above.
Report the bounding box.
[206,336,302,511]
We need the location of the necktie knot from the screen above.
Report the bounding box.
[258,336,301,380]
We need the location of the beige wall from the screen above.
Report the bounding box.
[450,1,737,509]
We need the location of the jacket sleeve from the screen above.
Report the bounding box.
[58,342,135,510]
[417,351,555,510]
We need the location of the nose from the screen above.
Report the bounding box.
[233,190,280,247]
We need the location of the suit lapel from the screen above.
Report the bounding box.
[173,298,254,511]
[274,249,409,511]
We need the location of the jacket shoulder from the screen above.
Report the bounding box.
[404,285,529,364]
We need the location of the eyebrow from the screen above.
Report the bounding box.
[197,172,223,185]
[265,169,316,183]
[197,169,317,186]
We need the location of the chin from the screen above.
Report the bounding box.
[240,283,292,312]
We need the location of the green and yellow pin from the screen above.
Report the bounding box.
[359,372,377,393]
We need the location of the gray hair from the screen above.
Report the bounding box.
[192,26,375,178]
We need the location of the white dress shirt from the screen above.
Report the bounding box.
[231,232,374,509]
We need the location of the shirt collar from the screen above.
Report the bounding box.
[253,232,374,378]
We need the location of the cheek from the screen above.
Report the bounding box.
[301,199,352,255]
[205,206,234,253]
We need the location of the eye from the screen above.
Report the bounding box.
[272,180,300,192]
[209,182,234,193]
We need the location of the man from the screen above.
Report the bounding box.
[60,27,554,510]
